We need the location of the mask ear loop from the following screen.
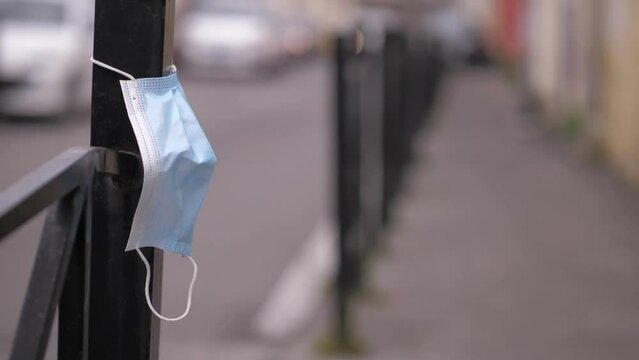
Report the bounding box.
[136,248,198,321]
[91,57,176,78]
[90,57,136,80]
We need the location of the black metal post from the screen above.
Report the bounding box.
[58,206,89,360]
[358,30,385,253]
[88,0,174,359]
[382,31,407,226]
[334,33,363,345]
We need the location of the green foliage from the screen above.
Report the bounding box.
[558,109,585,142]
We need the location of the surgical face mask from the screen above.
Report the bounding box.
[91,58,217,321]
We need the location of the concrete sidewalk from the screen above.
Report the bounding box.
[276,69,639,360]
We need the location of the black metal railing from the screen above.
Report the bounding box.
[332,28,444,346]
[2,1,175,357]
[0,147,140,360]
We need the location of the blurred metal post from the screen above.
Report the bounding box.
[334,34,351,344]
[88,0,175,359]
[381,31,406,225]
[334,33,362,345]
[358,30,385,252]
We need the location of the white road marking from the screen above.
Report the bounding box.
[253,219,336,341]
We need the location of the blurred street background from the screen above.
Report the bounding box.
[0,57,330,358]
[5,0,639,359]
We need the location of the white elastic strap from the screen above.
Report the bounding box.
[90,57,136,80]
[135,247,198,321]
[91,57,176,78]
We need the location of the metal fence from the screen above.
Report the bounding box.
[0,148,140,360]
[0,1,175,359]
[0,6,443,359]
[332,28,443,345]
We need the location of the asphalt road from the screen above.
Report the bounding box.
[0,58,330,358]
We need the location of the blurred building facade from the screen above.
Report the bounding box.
[599,0,639,183]
[466,0,639,185]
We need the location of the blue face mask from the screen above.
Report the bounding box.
[91,58,216,321]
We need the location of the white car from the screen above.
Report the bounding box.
[176,1,285,77]
[0,0,93,118]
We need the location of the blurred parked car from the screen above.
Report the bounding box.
[176,0,287,77]
[0,0,93,118]
[423,6,488,66]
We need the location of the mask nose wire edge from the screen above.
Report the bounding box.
[135,247,198,321]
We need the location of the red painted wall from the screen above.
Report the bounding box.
[494,0,524,62]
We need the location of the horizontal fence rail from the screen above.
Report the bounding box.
[0,147,138,240]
